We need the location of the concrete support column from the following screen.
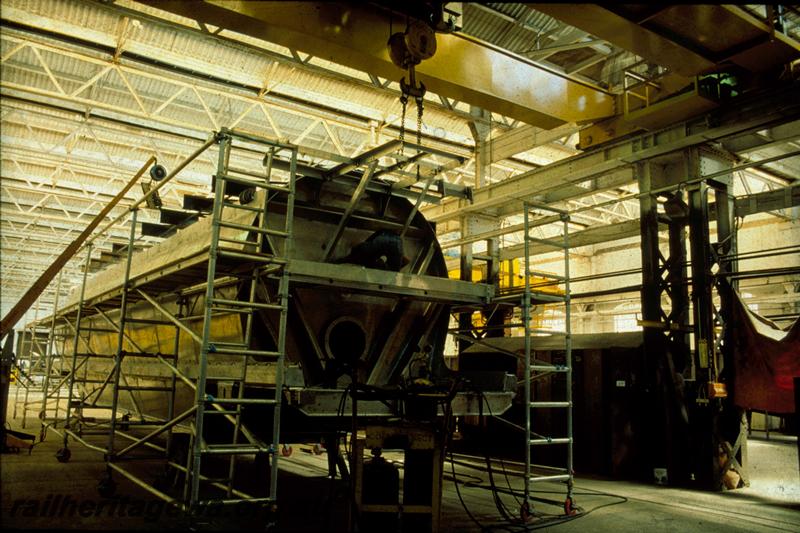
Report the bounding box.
[468,106,491,189]
[457,107,501,353]
[458,214,474,355]
[467,107,501,287]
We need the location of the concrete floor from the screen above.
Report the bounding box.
[2,386,799,532]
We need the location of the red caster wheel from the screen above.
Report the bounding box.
[281,444,293,457]
[55,447,71,463]
[564,496,576,516]
[520,500,531,521]
[97,475,117,498]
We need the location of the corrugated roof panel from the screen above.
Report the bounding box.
[2,108,217,183]
[5,0,480,153]
[462,3,561,47]
[4,1,528,166]
[458,3,641,89]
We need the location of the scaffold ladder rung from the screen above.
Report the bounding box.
[527,328,567,335]
[202,444,271,455]
[529,271,566,281]
[529,437,571,446]
[210,298,283,311]
[210,341,248,347]
[528,474,571,483]
[530,293,567,303]
[530,365,569,372]
[216,172,290,193]
[217,220,288,238]
[197,497,277,506]
[217,250,287,264]
[529,401,571,408]
[210,347,281,357]
[204,398,278,405]
[117,386,173,392]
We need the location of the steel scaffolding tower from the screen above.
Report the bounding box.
[447,202,574,518]
[522,202,574,516]
[12,272,70,434]
[182,131,296,509]
[29,129,298,517]
[12,298,45,427]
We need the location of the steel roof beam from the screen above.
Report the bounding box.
[532,4,800,77]
[423,85,800,223]
[487,122,580,164]
[497,183,800,260]
[500,219,641,260]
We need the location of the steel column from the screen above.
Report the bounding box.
[189,134,231,506]
[637,162,672,479]
[105,209,139,459]
[60,244,93,449]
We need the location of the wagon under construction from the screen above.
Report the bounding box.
[29,129,514,516]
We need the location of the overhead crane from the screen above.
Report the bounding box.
[535,4,800,149]
[140,1,616,129]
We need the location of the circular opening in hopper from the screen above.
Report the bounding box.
[324,317,367,365]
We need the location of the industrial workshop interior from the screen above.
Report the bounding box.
[0,2,799,532]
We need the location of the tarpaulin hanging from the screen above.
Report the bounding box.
[731,290,800,413]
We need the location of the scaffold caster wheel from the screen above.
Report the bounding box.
[55,447,71,463]
[312,443,325,455]
[97,476,117,498]
[153,467,173,491]
[281,444,293,457]
[520,501,531,521]
[564,497,576,516]
[120,413,130,431]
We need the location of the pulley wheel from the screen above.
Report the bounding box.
[150,164,167,181]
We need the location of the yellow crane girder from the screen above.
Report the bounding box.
[142,1,615,128]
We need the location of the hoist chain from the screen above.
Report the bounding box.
[416,97,423,147]
[415,96,423,181]
[399,62,425,171]
[399,95,408,154]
